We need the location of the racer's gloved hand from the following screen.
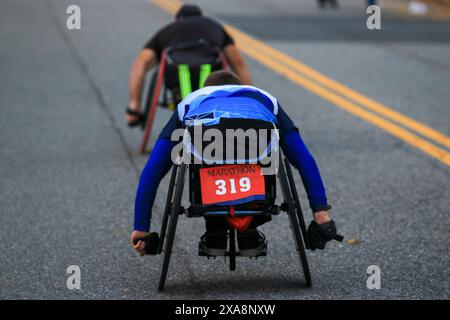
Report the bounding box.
[125,107,144,127]
[307,220,343,250]
[131,231,159,256]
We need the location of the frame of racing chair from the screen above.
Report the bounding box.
[155,150,312,291]
[139,44,229,154]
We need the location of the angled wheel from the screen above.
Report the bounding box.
[157,165,178,254]
[140,50,167,154]
[278,158,312,288]
[140,71,158,131]
[229,227,236,271]
[158,164,186,292]
[284,158,311,250]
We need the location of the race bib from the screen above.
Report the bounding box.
[199,164,265,205]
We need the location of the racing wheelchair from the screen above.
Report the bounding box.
[143,118,314,291]
[139,39,228,154]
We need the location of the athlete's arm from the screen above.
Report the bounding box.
[133,138,175,232]
[280,130,330,223]
[131,112,181,254]
[131,138,174,255]
[223,45,252,85]
[277,107,330,224]
[127,48,156,123]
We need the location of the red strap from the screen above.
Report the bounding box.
[225,206,253,232]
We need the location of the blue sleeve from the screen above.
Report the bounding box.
[276,105,298,137]
[280,130,329,212]
[133,138,176,232]
[158,110,182,140]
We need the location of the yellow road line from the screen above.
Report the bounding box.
[236,42,450,166]
[153,0,450,150]
[226,25,450,150]
[152,0,179,14]
[150,0,450,166]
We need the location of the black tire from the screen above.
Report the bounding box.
[278,159,312,288]
[158,164,186,292]
[141,71,158,131]
[287,203,312,288]
[158,165,178,254]
[284,158,311,250]
[229,227,236,271]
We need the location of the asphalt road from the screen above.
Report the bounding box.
[0,0,449,299]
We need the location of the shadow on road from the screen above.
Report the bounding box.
[160,276,309,296]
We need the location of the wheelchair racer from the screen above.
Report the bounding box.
[126,4,252,126]
[131,70,342,256]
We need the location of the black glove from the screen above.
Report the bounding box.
[307,220,343,250]
[125,107,144,127]
[133,232,160,255]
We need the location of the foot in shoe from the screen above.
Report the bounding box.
[237,229,267,257]
[199,232,227,256]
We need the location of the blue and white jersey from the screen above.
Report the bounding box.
[177,85,279,126]
[134,85,329,232]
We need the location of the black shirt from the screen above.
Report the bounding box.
[144,16,234,61]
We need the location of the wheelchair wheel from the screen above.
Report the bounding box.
[287,201,312,288]
[278,159,312,288]
[158,164,186,292]
[158,165,178,254]
[229,227,236,271]
[141,71,158,131]
[284,158,311,250]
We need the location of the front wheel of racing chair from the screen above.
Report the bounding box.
[278,156,312,288]
[155,119,313,291]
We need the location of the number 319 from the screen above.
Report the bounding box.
[215,178,251,195]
